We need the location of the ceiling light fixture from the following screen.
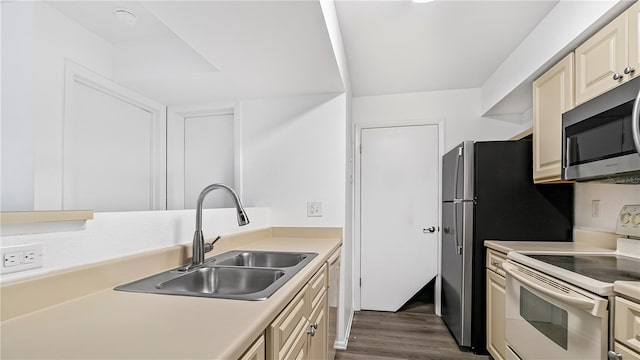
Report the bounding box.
[113,8,137,26]
[412,0,435,3]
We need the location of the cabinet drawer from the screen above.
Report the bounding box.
[615,297,640,353]
[615,342,640,360]
[486,249,507,276]
[268,285,309,360]
[308,264,327,311]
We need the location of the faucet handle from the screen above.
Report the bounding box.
[203,235,222,253]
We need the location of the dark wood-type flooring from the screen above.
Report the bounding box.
[335,295,490,360]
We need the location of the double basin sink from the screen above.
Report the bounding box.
[115,250,318,300]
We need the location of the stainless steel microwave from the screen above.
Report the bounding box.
[562,77,640,182]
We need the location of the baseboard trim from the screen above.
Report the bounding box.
[334,309,354,350]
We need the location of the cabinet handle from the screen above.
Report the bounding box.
[607,351,623,360]
[311,322,318,329]
[613,73,624,81]
[624,66,635,74]
[491,260,501,267]
[307,327,316,336]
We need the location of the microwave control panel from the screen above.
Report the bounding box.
[617,204,640,237]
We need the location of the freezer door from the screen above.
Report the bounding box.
[442,141,474,201]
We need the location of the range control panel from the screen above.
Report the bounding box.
[616,204,640,237]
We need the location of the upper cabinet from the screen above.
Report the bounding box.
[576,1,640,105]
[533,53,574,183]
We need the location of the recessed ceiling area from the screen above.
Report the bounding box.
[46,1,345,105]
[335,0,559,97]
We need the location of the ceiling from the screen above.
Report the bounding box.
[46,0,559,106]
[335,0,559,97]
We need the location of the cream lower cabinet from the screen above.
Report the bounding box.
[613,296,640,359]
[532,52,574,183]
[267,264,328,360]
[486,249,507,360]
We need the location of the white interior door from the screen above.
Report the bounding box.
[360,125,440,311]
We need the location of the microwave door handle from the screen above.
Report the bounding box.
[502,262,607,317]
[632,86,640,153]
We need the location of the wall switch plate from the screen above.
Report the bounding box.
[592,200,600,218]
[1,244,43,274]
[307,202,323,217]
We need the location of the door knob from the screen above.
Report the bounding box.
[423,226,437,233]
[613,73,624,80]
[624,66,635,74]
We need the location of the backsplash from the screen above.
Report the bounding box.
[574,183,640,233]
[0,207,270,283]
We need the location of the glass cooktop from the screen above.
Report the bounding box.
[528,254,640,283]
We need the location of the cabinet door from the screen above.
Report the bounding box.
[268,285,310,360]
[239,335,266,360]
[628,1,640,80]
[308,292,328,360]
[575,12,628,105]
[486,269,506,360]
[532,53,574,183]
[615,297,640,353]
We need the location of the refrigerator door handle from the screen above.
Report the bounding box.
[453,146,462,201]
[453,200,462,255]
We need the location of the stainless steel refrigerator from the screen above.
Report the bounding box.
[441,140,573,353]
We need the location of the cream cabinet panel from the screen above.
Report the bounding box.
[532,53,574,183]
[268,286,309,360]
[308,292,328,360]
[615,342,640,360]
[627,1,640,82]
[575,12,628,105]
[486,268,506,360]
[615,297,640,353]
[239,335,266,360]
[285,328,308,360]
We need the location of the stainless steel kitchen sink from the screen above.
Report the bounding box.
[215,251,309,268]
[115,250,317,300]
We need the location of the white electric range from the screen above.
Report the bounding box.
[504,204,640,360]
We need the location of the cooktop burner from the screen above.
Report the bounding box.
[528,254,640,283]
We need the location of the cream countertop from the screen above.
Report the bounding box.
[615,281,640,302]
[1,233,341,359]
[484,240,614,254]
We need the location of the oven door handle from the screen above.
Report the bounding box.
[503,262,607,317]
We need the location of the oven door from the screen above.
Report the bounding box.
[503,261,608,360]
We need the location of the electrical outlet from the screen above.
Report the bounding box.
[307,202,323,217]
[1,244,43,274]
[592,200,600,218]
[3,252,22,267]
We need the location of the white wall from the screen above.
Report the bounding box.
[0,208,270,283]
[1,2,37,211]
[320,0,354,347]
[1,2,114,210]
[240,93,346,227]
[574,183,640,233]
[353,88,530,153]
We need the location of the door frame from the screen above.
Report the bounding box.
[354,119,445,314]
[166,102,242,210]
